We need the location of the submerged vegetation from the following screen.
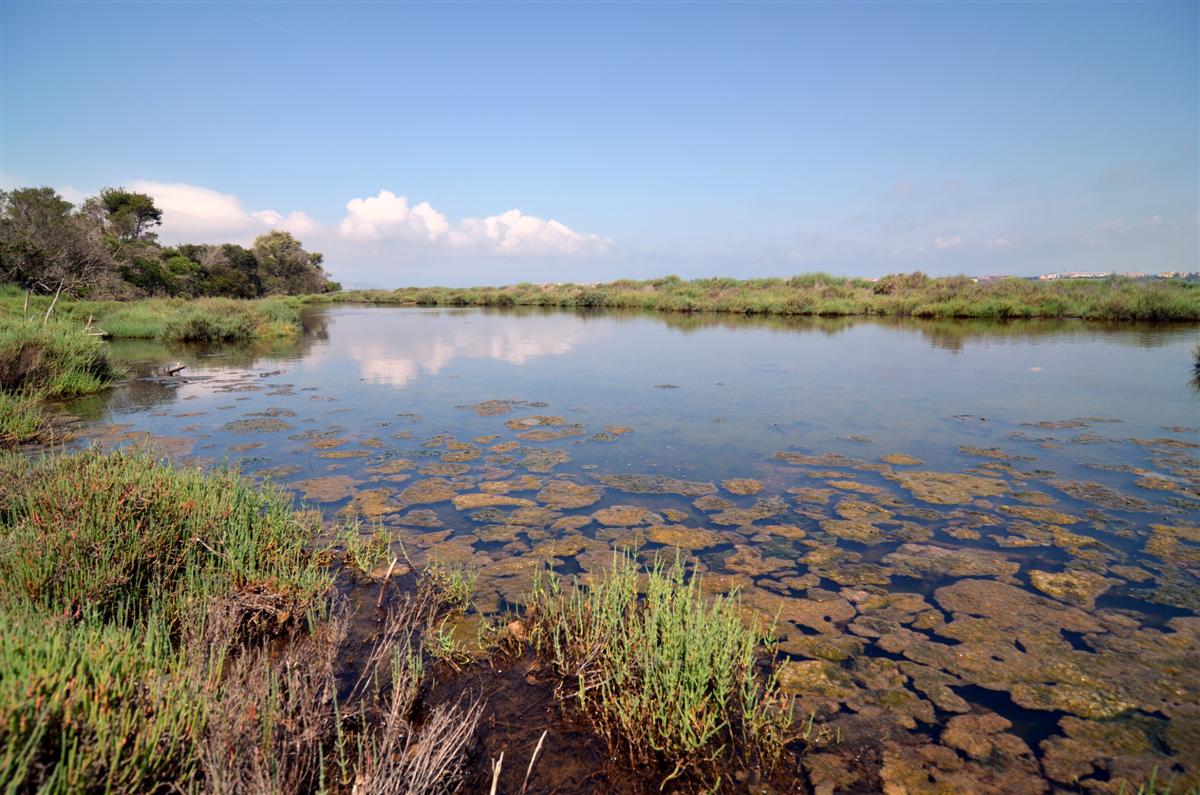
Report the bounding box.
[528,554,795,788]
[312,272,1200,321]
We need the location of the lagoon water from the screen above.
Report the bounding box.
[65,306,1200,792]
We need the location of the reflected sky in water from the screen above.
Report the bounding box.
[72,306,1198,488]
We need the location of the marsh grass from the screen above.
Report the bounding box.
[527,552,793,789]
[312,273,1200,321]
[0,450,483,793]
[0,317,121,446]
[0,286,303,342]
[0,317,121,398]
[0,391,48,446]
[423,559,479,612]
[336,522,393,576]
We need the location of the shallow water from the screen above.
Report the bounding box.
[63,306,1200,793]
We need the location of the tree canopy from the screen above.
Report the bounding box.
[0,186,339,300]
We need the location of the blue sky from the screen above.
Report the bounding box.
[3,1,1197,285]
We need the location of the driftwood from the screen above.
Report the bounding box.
[377,556,398,608]
[82,315,108,338]
[167,363,186,376]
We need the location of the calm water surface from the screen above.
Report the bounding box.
[64,307,1200,793]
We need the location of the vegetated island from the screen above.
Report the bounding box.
[309,272,1200,322]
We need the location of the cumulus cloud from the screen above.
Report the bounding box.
[339,189,610,256]
[130,180,318,243]
[985,237,1011,248]
[451,208,610,255]
[116,182,611,267]
[339,190,450,242]
[933,235,963,250]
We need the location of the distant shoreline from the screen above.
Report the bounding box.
[302,273,1200,322]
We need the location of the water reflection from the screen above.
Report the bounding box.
[314,308,610,388]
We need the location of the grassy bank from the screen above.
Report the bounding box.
[0,450,483,793]
[308,273,1200,321]
[0,317,122,446]
[0,285,303,342]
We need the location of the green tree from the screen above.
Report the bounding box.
[95,188,162,243]
[252,230,333,295]
[0,187,114,318]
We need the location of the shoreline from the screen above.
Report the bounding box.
[301,274,1200,322]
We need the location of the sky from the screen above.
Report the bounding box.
[2,1,1197,286]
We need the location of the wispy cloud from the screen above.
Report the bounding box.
[933,235,963,250]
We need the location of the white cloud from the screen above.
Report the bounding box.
[933,235,962,250]
[339,189,450,242]
[338,189,609,256]
[130,180,319,243]
[118,182,611,266]
[451,208,610,255]
[985,237,1011,248]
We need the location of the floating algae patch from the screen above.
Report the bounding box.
[480,475,544,494]
[228,441,263,452]
[391,508,443,527]
[338,487,398,520]
[773,450,865,468]
[882,543,1020,580]
[1000,504,1082,524]
[504,415,568,430]
[366,458,415,475]
[395,477,465,507]
[592,505,660,526]
[221,418,292,433]
[459,398,548,416]
[1049,480,1156,512]
[441,443,481,462]
[1038,715,1179,791]
[245,406,296,418]
[644,524,724,550]
[721,478,764,496]
[317,449,370,459]
[958,445,1024,460]
[881,453,923,466]
[709,496,788,526]
[693,494,734,512]
[516,425,586,441]
[885,470,1010,504]
[536,479,603,509]
[598,473,716,497]
[521,447,571,473]
[420,462,471,476]
[452,493,535,510]
[821,519,888,545]
[1028,568,1115,609]
[292,475,362,502]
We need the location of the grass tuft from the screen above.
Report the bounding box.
[527,552,794,788]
